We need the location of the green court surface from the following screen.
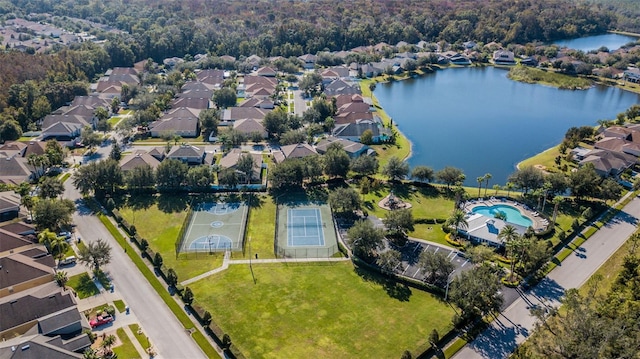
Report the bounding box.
[276,202,338,258]
[180,201,248,253]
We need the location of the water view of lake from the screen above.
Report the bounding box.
[552,33,638,52]
[374,66,640,186]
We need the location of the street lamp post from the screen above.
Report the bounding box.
[444,270,456,302]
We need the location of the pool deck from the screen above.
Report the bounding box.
[462,197,549,232]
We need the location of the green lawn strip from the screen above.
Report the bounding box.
[507,66,593,90]
[66,273,99,299]
[129,324,150,350]
[442,337,468,358]
[107,116,122,127]
[113,299,127,313]
[191,261,455,358]
[77,240,87,252]
[58,173,71,183]
[63,244,76,258]
[113,327,141,359]
[245,194,276,259]
[118,203,223,280]
[97,214,221,359]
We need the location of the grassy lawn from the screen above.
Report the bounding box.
[244,194,276,259]
[517,142,589,172]
[118,198,224,281]
[67,273,99,299]
[113,327,141,359]
[129,324,151,350]
[190,261,455,359]
[113,299,127,313]
[507,66,593,90]
[107,116,122,127]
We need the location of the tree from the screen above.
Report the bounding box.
[519,239,552,277]
[236,153,255,184]
[80,126,101,150]
[45,140,65,168]
[508,166,545,195]
[323,146,351,178]
[384,209,414,238]
[33,199,75,232]
[38,229,70,261]
[568,163,601,199]
[476,176,484,197]
[78,238,112,273]
[351,156,379,177]
[401,350,412,359]
[38,176,64,199]
[483,173,492,197]
[429,329,440,349]
[109,141,122,161]
[55,271,68,289]
[498,225,522,281]
[166,268,178,287]
[436,167,465,189]
[218,168,239,188]
[0,120,22,141]
[299,72,323,96]
[263,109,289,138]
[199,109,219,140]
[360,129,374,145]
[154,252,163,268]
[28,154,49,181]
[446,209,468,241]
[156,159,188,189]
[186,165,213,190]
[467,244,495,264]
[73,160,123,197]
[32,96,52,120]
[598,178,623,203]
[268,159,305,189]
[126,165,155,192]
[100,334,117,357]
[329,187,361,214]
[449,264,503,325]
[280,129,306,145]
[411,166,434,183]
[346,220,384,260]
[419,250,455,286]
[182,286,194,305]
[382,156,409,181]
[202,311,212,326]
[376,249,402,272]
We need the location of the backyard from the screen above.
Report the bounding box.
[190,261,455,359]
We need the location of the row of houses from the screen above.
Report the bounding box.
[572,124,640,177]
[0,141,48,185]
[0,214,91,358]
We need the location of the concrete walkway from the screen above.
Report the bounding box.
[122,324,150,358]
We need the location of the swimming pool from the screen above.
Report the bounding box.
[472,204,533,227]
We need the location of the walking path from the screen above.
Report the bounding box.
[453,192,640,358]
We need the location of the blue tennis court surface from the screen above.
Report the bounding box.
[287,208,325,246]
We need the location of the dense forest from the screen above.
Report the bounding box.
[0,0,625,61]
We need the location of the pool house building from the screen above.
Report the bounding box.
[457,213,528,248]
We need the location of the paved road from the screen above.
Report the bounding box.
[64,179,207,359]
[454,196,640,359]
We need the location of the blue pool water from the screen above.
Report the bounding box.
[472,204,533,227]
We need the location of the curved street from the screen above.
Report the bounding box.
[454,195,640,359]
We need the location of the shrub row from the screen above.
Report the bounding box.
[191,302,245,359]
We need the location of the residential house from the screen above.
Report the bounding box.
[196,69,225,88]
[0,250,55,298]
[178,81,214,99]
[166,145,205,165]
[457,213,528,248]
[273,143,318,164]
[40,122,83,143]
[0,191,21,221]
[218,149,263,182]
[320,66,351,84]
[324,79,361,96]
[119,151,161,172]
[0,333,87,358]
[493,50,516,65]
[315,137,371,158]
[149,107,200,138]
[298,54,317,70]
[147,147,166,162]
[221,107,269,125]
[0,226,38,258]
[0,154,34,185]
[233,119,267,139]
[332,122,391,143]
[579,149,637,177]
[624,68,640,83]
[238,98,275,109]
[170,97,211,110]
[255,67,277,77]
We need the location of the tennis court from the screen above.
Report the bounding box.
[180,201,248,253]
[287,208,326,246]
[276,202,339,258]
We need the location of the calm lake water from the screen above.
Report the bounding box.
[552,33,638,52]
[374,66,640,186]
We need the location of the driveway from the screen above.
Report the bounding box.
[453,196,640,359]
[64,180,207,359]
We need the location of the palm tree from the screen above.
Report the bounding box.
[483,173,492,197]
[476,176,483,197]
[446,209,468,242]
[83,348,100,359]
[505,182,515,198]
[552,196,564,225]
[498,225,519,280]
[38,230,70,262]
[101,334,117,357]
[55,271,68,289]
[493,184,501,196]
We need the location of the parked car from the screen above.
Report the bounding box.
[89,315,114,328]
[58,256,76,266]
[58,231,72,239]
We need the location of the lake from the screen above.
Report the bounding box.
[374,66,640,186]
[552,33,638,52]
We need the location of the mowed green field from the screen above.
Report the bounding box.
[191,261,455,358]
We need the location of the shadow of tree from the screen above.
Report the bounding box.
[127,194,156,211]
[247,193,264,209]
[354,266,412,302]
[157,194,189,213]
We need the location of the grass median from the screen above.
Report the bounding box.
[98,214,221,359]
